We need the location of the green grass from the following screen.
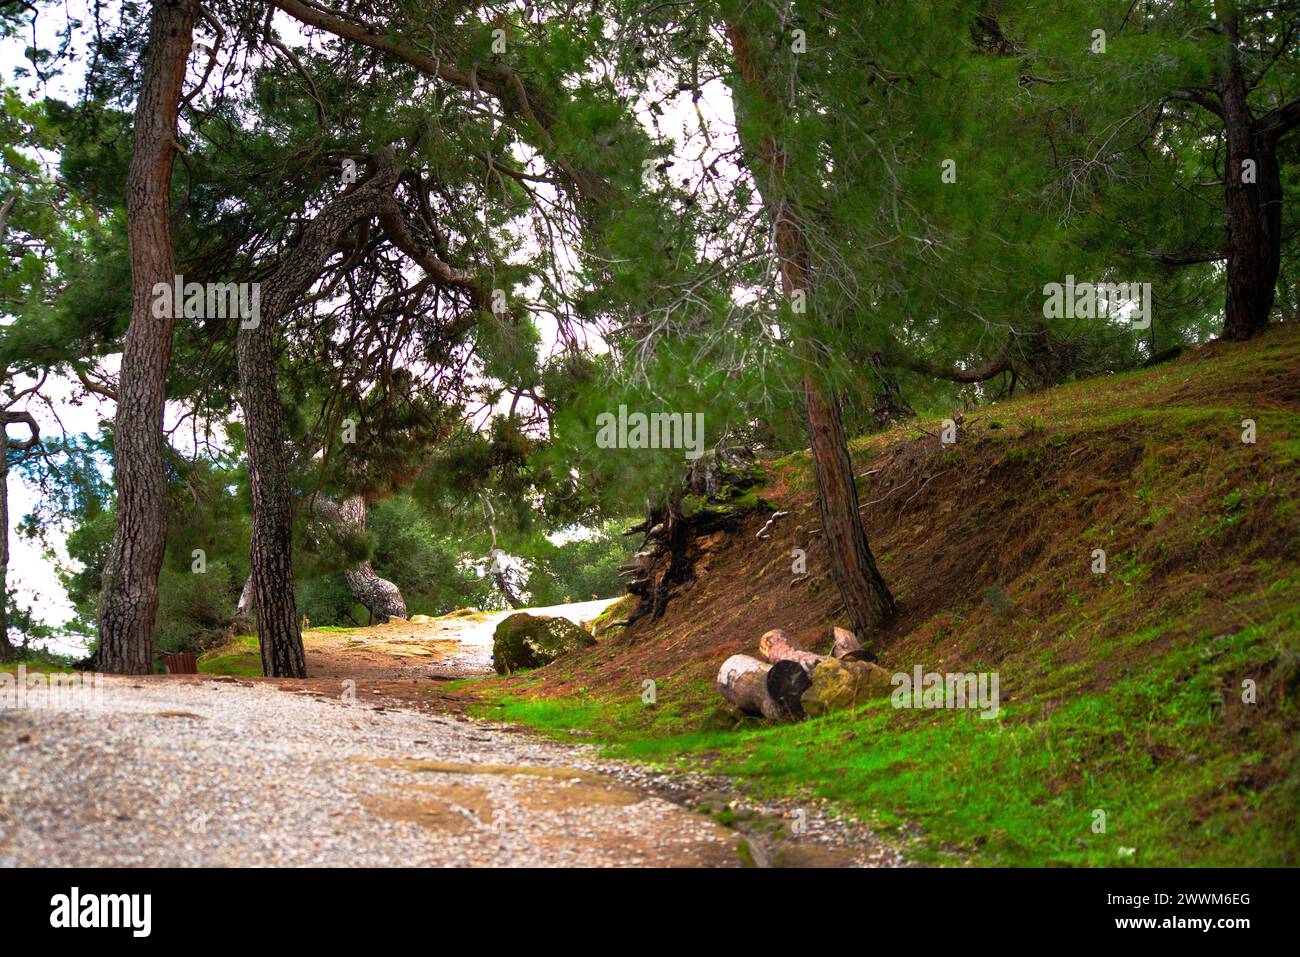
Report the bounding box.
[197,636,262,676]
[437,333,1300,864]
[197,653,262,677]
[477,590,1299,865]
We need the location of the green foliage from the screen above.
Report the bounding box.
[518,519,634,606]
[368,495,495,616]
[155,561,241,654]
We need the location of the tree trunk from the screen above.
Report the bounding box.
[1219,9,1283,342]
[236,573,255,618]
[868,353,915,430]
[0,436,11,662]
[492,568,526,609]
[238,321,307,677]
[313,495,407,622]
[802,378,896,637]
[724,17,895,645]
[237,150,403,677]
[97,0,198,675]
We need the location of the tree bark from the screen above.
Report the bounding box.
[237,150,406,677]
[1218,7,1284,342]
[716,654,808,721]
[312,495,407,622]
[0,431,11,662]
[0,408,39,662]
[724,18,895,645]
[97,0,198,675]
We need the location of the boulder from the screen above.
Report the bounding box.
[492,613,596,675]
[800,657,895,717]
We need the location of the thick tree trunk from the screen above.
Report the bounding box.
[313,495,407,622]
[0,439,11,662]
[238,322,306,676]
[1219,11,1283,342]
[237,150,403,677]
[1216,30,1279,340]
[97,0,198,675]
[725,17,895,645]
[802,378,896,636]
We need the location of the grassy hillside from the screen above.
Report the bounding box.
[467,326,1300,866]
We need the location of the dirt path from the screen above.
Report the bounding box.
[0,601,906,867]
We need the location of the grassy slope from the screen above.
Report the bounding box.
[468,327,1300,866]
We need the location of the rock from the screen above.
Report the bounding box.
[409,614,433,624]
[800,657,894,717]
[492,613,596,675]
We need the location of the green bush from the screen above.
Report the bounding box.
[154,560,239,653]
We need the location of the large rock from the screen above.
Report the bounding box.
[492,613,596,675]
[800,657,894,717]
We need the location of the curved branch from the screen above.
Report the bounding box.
[0,409,39,450]
[886,341,1012,383]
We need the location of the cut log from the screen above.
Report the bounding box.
[717,654,776,719]
[801,657,895,717]
[716,654,805,722]
[766,659,812,720]
[758,628,827,675]
[831,625,863,658]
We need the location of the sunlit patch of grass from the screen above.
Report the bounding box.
[197,635,262,676]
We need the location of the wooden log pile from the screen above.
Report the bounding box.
[716,626,890,721]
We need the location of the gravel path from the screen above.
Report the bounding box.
[0,676,738,867]
[0,598,908,868]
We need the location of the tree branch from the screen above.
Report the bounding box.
[1258,97,1300,145]
[1167,88,1224,119]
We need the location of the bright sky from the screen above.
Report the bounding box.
[4,0,102,651]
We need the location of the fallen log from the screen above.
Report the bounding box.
[758,628,827,676]
[767,660,812,719]
[831,626,862,658]
[801,656,895,716]
[830,625,878,662]
[716,654,808,721]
